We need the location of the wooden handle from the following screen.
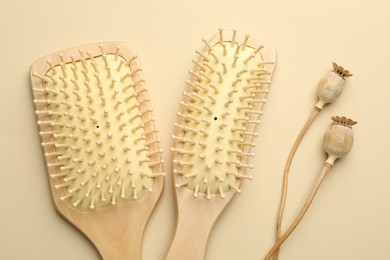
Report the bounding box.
[165,206,216,260]
[92,220,144,260]
[53,185,163,260]
[69,202,151,260]
[166,187,234,260]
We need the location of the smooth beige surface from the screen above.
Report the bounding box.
[0,0,389,259]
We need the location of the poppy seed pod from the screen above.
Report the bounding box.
[316,62,353,110]
[323,116,357,166]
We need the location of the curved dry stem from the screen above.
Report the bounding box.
[265,163,333,260]
[274,107,320,260]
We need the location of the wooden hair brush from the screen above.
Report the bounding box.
[30,42,165,260]
[166,29,277,259]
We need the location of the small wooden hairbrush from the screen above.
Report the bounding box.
[166,29,277,259]
[30,43,165,259]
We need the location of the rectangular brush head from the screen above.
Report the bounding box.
[30,43,165,212]
[172,29,276,199]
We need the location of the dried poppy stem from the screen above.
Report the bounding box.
[268,116,357,260]
[273,63,352,260]
[266,163,332,260]
[274,107,320,259]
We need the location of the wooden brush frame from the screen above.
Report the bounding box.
[30,42,164,260]
[167,30,276,259]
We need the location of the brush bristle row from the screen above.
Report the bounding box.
[33,44,164,211]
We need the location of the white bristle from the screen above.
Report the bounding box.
[98,44,104,55]
[194,82,208,92]
[87,51,95,62]
[218,28,223,45]
[117,60,125,72]
[134,78,145,86]
[202,38,212,50]
[81,69,89,81]
[125,55,137,66]
[242,35,249,51]
[195,50,209,62]
[224,99,233,107]
[231,30,237,47]
[221,62,227,73]
[203,62,214,73]
[58,54,65,63]
[114,46,120,61]
[131,68,142,77]
[192,60,207,72]
[78,49,85,58]
[91,61,98,73]
[244,53,255,64]
[69,55,77,68]
[206,186,211,200]
[210,51,220,63]
[46,60,57,74]
[59,63,67,78]
[46,74,58,84]
[175,180,189,188]
[232,55,239,67]
[102,54,108,67]
[189,70,203,82]
[70,66,79,80]
[217,71,223,83]
[208,84,218,93]
[234,44,241,56]
[200,71,212,82]
[232,78,242,86]
[33,72,49,83]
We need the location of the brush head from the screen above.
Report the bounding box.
[172,30,276,199]
[31,43,164,211]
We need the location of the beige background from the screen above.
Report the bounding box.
[1,0,389,259]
